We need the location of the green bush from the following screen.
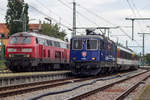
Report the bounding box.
[0,60,7,70]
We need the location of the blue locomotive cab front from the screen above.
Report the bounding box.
[70,35,104,75]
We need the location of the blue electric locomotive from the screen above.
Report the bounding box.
[70,35,117,75]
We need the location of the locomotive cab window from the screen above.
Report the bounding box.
[73,39,83,50]
[9,37,19,44]
[22,37,32,44]
[87,40,98,50]
[9,36,31,44]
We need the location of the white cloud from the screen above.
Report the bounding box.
[76,0,118,8]
[1,0,150,53]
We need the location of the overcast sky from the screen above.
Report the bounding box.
[1,0,150,54]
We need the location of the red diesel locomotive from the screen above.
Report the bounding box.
[6,32,70,72]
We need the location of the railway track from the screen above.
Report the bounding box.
[1,69,146,100]
[0,75,104,98]
[0,69,133,99]
[68,70,150,100]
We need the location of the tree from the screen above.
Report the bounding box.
[41,23,66,40]
[5,0,29,36]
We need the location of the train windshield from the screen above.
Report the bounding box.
[9,37,19,44]
[87,40,98,50]
[73,39,83,50]
[22,37,32,44]
[9,36,32,44]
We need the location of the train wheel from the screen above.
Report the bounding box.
[99,67,105,74]
[108,67,113,74]
[8,66,16,72]
[48,64,54,71]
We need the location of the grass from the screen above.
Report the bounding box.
[0,60,8,71]
[137,85,150,100]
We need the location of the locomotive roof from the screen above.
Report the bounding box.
[72,35,104,39]
[11,32,66,43]
[72,35,116,44]
[72,35,135,54]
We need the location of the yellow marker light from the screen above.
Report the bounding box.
[9,54,12,57]
[26,54,30,57]
[92,57,96,60]
[72,57,76,60]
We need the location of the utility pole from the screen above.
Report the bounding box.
[72,0,76,37]
[138,33,150,66]
[126,40,128,48]
[125,18,134,40]
[16,0,26,32]
[24,12,27,32]
[126,18,150,40]
[22,4,26,32]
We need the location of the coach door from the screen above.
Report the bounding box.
[39,45,43,59]
[64,49,67,62]
[100,39,104,61]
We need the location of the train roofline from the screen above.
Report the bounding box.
[72,35,104,39]
[11,32,67,43]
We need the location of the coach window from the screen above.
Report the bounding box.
[120,50,123,59]
[73,39,83,50]
[87,40,98,50]
[48,40,53,46]
[38,38,44,45]
[57,42,60,47]
[54,42,60,47]
[60,43,65,48]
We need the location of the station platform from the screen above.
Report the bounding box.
[139,66,150,70]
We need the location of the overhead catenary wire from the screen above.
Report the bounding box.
[77,4,136,41]
[126,0,144,33]
[57,0,99,26]
[14,0,72,31]
[130,0,145,31]
[77,2,138,43]
[126,0,137,17]
[28,4,72,31]
[36,0,72,27]
[57,0,141,46]
[78,4,115,26]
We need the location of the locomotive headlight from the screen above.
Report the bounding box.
[8,54,14,57]
[8,48,17,52]
[26,54,30,57]
[72,57,76,60]
[22,48,32,52]
[92,57,96,60]
[9,54,12,57]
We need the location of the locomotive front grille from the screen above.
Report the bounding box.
[9,54,30,58]
[14,54,24,57]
